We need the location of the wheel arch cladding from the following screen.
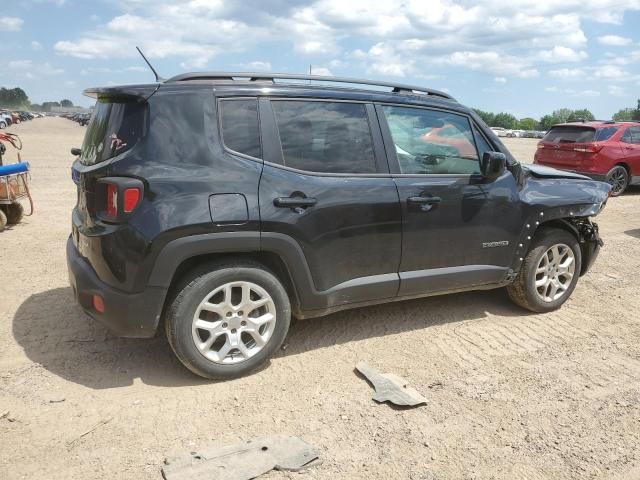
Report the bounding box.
[534,218,602,277]
[149,233,304,317]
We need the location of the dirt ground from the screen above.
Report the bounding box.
[1,118,640,480]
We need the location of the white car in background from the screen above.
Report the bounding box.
[490,127,511,137]
[0,112,12,128]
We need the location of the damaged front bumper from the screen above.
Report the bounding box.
[572,219,603,276]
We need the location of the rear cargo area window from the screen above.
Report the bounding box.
[271,100,377,174]
[219,99,261,158]
[543,127,595,144]
[81,100,146,166]
[594,127,618,141]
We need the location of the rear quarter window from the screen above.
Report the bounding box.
[594,127,618,141]
[219,99,261,158]
[81,100,147,166]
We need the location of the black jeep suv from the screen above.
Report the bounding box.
[67,72,610,379]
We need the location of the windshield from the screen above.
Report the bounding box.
[543,126,595,144]
[80,100,147,165]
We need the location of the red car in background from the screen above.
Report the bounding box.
[534,121,640,196]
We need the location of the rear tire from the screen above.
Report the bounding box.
[0,121,6,129]
[507,228,581,313]
[164,261,291,379]
[5,203,23,224]
[606,165,628,197]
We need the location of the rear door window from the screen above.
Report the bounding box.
[270,100,377,174]
[542,127,595,144]
[81,100,147,166]
[219,99,261,158]
[621,126,640,145]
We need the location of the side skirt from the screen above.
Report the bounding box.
[298,279,511,319]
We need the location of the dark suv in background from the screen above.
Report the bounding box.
[68,73,610,379]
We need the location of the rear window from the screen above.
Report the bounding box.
[543,126,594,144]
[80,100,147,165]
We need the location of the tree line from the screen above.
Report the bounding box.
[474,108,596,131]
[475,99,640,131]
[611,100,640,122]
[0,86,74,111]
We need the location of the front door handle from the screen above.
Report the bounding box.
[274,196,317,209]
[407,196,441,211]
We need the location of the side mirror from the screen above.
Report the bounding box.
[481,151,506,180]
[71,147,82,157]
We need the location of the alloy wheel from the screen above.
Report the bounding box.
[191,281,276,364]
[534,244,576,303]
[608,167,628,195]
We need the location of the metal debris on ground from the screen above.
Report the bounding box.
[162,435,319,480]
[356,361,427,407]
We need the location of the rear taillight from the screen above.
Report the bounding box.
[97,177,144,222]
[573,144,603,154]
[123,188,140,213]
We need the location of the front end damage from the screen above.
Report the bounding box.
[562,218,603,276]
[515,163,611,277]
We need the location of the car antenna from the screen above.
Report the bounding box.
[136,46,165,82]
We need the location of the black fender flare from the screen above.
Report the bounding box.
[147,232,261,287]
[509,204,603,277]
[147,231,322,312]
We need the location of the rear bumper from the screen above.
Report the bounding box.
[66,236,167,338]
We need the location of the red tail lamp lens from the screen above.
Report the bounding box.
[92,294,105,313]
[123,188,141,213]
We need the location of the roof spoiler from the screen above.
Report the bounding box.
[83,85,159,103]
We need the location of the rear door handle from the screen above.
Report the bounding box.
[408,196,441,205]
[273,196,317,208]
[407,196,441,211]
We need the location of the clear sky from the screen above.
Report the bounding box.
[2,0,640,119]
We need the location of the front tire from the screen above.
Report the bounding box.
[165,261,291,379]
[0,209,6,232]
[507,228,582,313]
[606,165,628,197]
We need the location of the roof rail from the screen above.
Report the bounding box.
[165,71,455,100]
